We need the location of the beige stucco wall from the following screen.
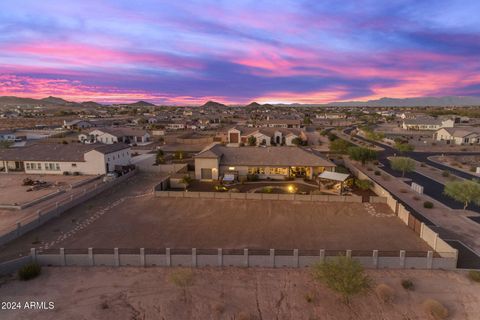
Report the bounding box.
[195,158,219,180]
[22,148,132,175]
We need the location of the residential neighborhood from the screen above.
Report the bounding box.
[1,1,480,319]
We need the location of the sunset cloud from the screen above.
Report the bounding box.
[0,0,479,104]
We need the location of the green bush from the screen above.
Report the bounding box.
[18,262,41,281]
[468,270,480,282]
[401,279,415,290]
[441,170,450,177]
[374,170,381,175]
[424,201,434,209]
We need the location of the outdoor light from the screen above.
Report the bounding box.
[229,167,235,170]
[288,185,294,193]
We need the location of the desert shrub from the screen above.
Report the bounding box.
[100,301,109,309]
[212,302,225,314]
[312,256,371,303]
[422,299,448,320]
[470,166,476,172]
[374,170,381,175]
[169,269,195,302]
[375,283,394,303]
[420,163,426,167]
[304,291,315,303]
[468,270,480,282]
[401,279,415,290]
[441,171,450,177]
[424,201,434,209]
[412,196,420,201]
[18,262,41,281]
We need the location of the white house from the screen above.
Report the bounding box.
[63,119,94,130]
[0,130,16,141]
[79,127,150,144]
[433,128,480,145]
[0,143,132,175]
[402,117,454,131]
[226,127,307,146]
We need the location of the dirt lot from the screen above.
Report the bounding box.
[1,267,479,319]
[0,174,93,205]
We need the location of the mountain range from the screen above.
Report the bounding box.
[1,95,480,108]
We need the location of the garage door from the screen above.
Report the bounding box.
[201,168,213,179]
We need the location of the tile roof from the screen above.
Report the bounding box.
[195,144,334,167]
[0,143,130,162]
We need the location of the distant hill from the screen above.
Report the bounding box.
[325,96,480,107]
[81,101,103,107]
[127,100,156,107]
[40,96,73,105]
[201,100,227,108]
[246,101,261,108]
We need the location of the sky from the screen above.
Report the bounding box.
[1,0,480,105]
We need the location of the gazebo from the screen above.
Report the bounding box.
[318,171,350,194]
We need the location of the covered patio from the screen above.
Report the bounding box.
[318,171,350,195]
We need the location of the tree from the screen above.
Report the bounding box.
[291,137,303,146]
[247,136,257,146]
[394,142,415,153]
[169,269,195,303]
[329,139,351,154]
[174,150,185,160]
[390,157,415,177]
[180,175,193,190]
[444,179,480,210]
[355,179,373,191]
[347,147,378,165]
[312,256,371,304]
[0,140,13,149]
[155,149,165,164]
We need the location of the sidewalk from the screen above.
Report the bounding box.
[350,160,480,254]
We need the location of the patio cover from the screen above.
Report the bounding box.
[318,171,350,182]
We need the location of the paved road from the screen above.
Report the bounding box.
[344,128,480,212]
[343,127,480,268]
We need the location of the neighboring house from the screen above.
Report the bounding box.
[194,143,335,181]
[0,143,131,175]
[0,130,16,141]
[79,127,150,144]
[433,128,480,145]
[402,117,454,130]
[227,127,307,146]
[165,122,186,130]
[255,119,303,129]
[63,119,94,130]
[316,113,347,119]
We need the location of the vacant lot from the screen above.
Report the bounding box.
[0,173,430,262]
[59,197,428,251]
[1,267,479,320]
[0,174,92,205]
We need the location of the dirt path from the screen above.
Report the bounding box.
[0,267,479,319]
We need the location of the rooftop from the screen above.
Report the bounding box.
[196,144,335,167]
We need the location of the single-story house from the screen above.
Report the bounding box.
[402,117,454,131]
[79,127,150,144]
[433,127,480,145]
[63,119,94,130]
[227,127,307,146]
[194,143,335,181]
[0,143,132,175]
[255,119,303,129]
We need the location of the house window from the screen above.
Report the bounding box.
[26,163,31,170]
